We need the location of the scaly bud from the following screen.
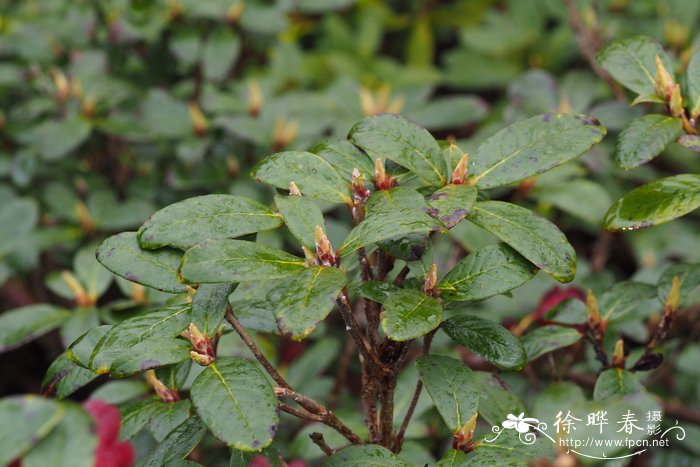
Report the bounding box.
[374,158,394,190]
[612,339,626,368]
[586,289,601,330]
[664,276,680,316]
[314,225,338,267]
[451,153,469,185]
[75,201,96,233]
[248,79,262,117]
[422,264,438,297]
[669,83,683,118]
[302,246,317,267]
[351,168,371,222]
[558,95,571,114]
[226,0,245,23]
[62,271,94,307]
[654,55,675,99]
[190,351,215,366]
[288,181,302,196]
[359,86,375,116]
[51,69,70,102]
[452,413,478,452]
[184,323,216,365]
[272,117,299,150]
[188,101,208,137]
[145,370,180,402]
[131,283,146,304]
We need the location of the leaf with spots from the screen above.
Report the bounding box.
[191,284,234,336]
[426,184,477,228]
[597,36,672,95]
[141,416,206,467]
[467,201,576,282]
[382,289,442,341]
[614,115,682,169]
[137,195,282,250]
[467,113,605,188]
[96,232,187,293]
[190,357,278,451]
[326,445,409,466]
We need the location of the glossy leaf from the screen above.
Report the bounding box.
[521,325,582,361]
[530,179,612,225]
[137,195,282,250]
[600,281,657,321]
[326,445,409,466]
[0,304,71,353]
[615,115,682,169]
[228,281,283,334]
[416,355,479,431]
[678,134,700,152]
[604,174,700,231]
[89,305,191,373]
[382,289,442,341]
[468,201,576,282]
[339,187,440,255]
[190,357,278,451]
[442,315,526,370]
[353,280,401,304]
[274,195,325,250]
[147,400,193,442]
[597,36,672,95]
[67,325,112,368]
[141,416,206,467]
[42,352,98,399]
[97,232,187,293]
[467,113,605,188]
[593,369,644,401]
[109,338,191,377]
[426,184,477,228]
[191,283,234,336]
[311,139,375,180]
[272,266,346,340]
[0,396,65,466]
[348,113,447,185]
[180,239,306,283]
[438,244,537,301]
[687,49,700,116]
[251,151,352,204]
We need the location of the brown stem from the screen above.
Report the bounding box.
[392,266,411,286]
[328,336,355,408]
[310,432,334,456]
[565,0,626,101]
[357,247,374,281]
[392,330,436,452]
[275,387,364,445]
[337,290,384,371]
[280,403,324,423]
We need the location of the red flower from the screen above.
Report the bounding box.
[83,399,134,467]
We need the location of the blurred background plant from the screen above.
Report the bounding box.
[1,0,700,466]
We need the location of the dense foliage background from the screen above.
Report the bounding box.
[1,0,700,466]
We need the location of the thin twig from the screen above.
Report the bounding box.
[275,387,364,445]
[357,247,374,281]
[337,290,384,371]
[392,265,411,285]
[328,336,355,408]
[280,403,324,422]
[392,330,436,452]
[310,432,334,456]
[565,0,626,101]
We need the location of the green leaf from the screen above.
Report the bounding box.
[326,445,409,466]
[593,369,644,401]
[426,184,477,228]
[67,325,111,368]
[597,36,672,95]
[274,195,325,250]
[272,266,346,340]
[203,29,240,81]
[442,315,526,370]
[339,187,440,256]
[251,151,352,204]
[687,49,700,116]
[23,403,97,467]
[657,263,700,306]
[615,115,682,169]
[42,352,98,399]
[109,338,191,377]
[471,372,524,427]
[191,357,278,451]
[417,355,479,431]
[604,174,700,231]
[142,90,191,139]
[467,201,576,282]
[142,417,206,467]
[521,325,582,361]
[348,114,447,186]
[678,134,700,152]
[147,400,193,442]
[600,281,657,321]
[228,281,282,334]
[0,396,65,466]
[530,179,612,225]
[74,246,113,300]
[97,232,187,293]
[404,96,488,130]
[192,283,234,336]
[89,305,191,374]
[467,113,605,188]
[0,304,71,353]
[138,195,282,250]
[382,289,442,341]
[180,239,306,283]
[34,116,91,161]
[353,280,401,303]
[438,244,537,301]
[311,139,375,180]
